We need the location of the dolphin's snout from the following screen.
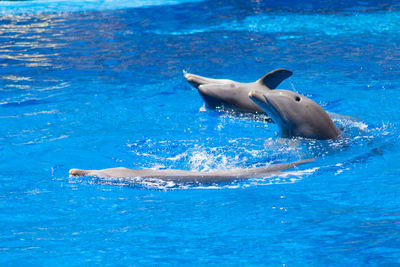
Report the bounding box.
[69,169,90,176]
[248,91,256,98]
[248,90,265,103]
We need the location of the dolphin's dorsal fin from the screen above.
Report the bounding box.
[257,68,293,89]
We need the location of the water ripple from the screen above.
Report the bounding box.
[148,10,400,39]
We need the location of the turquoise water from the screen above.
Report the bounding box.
[1,0,400,265]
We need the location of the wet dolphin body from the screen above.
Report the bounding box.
[69,158,313,184]
[185,69,293,113]
[249,90,341,140]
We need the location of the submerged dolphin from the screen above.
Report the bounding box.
[69,158,313,184]
[249,90,340,140]
[185,69,292,113]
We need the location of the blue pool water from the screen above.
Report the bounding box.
[1,0,400,265]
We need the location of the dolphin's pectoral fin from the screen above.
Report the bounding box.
[257,68,293,89]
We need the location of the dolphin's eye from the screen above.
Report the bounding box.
[295,96,301,102]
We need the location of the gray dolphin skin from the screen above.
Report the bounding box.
[249,90,340,140]
[185,68,293,113]
[69,158,313,183]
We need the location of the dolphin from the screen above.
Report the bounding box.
[184,68,293,113]
[69,158,313,184]
[249,90,340,140]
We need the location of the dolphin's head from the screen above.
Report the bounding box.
[249,90,340,140]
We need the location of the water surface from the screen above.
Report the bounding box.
[1,0,400,265]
